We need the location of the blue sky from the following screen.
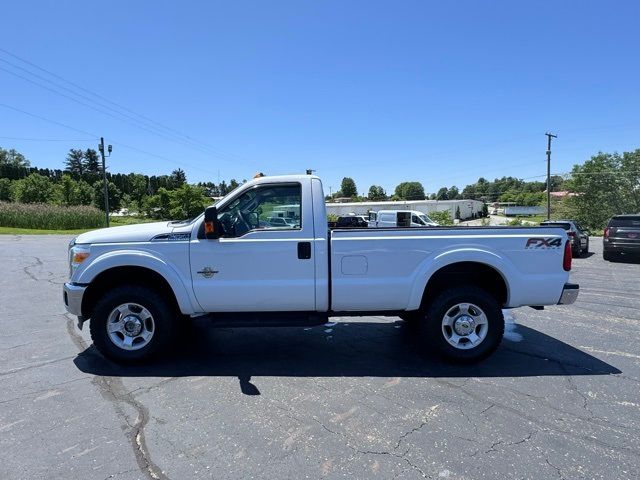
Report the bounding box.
[1,0,639,195]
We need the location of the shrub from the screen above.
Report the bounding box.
[11,173,54,203]
[429,210,453,225]
[0,202,105,230]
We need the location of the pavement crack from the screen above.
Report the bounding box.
[545,458,566,480]
[311,416,432,478]
[394,405,440,451]
[65,316,169,480]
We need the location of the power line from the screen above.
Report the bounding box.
[0,48,255,166]
[0,136,95,142]
[0,65,244,164]
[0,102,218,175]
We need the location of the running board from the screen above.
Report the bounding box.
[200,311,328,328]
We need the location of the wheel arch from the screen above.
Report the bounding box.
[77,251,198,318]
[407,249,512,310]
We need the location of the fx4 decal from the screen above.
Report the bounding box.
[525,237,563,249]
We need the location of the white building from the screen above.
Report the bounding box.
[326,199,484,220]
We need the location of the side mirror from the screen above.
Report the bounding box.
[204,206,220,239]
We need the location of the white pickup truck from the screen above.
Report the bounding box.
[64,174,578,364]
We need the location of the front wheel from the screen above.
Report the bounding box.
[420,286,504,363]
[89,285,177,364]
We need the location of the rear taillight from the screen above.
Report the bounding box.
[604,227,609,238]
[567,231,575,237]
[563,239,572,271]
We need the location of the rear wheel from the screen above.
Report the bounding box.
[572,244,582,258]
[603,251,615,261]
[89,285,177,364]
[420,286,504,363]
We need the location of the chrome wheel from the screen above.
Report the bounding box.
[106,303,155,351]
[441,302,489,350]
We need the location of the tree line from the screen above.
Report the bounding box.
[2,145,639,229]
[0,146,244,219]
[330,175,563,205]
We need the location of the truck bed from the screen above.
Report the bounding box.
[329,226,569,311]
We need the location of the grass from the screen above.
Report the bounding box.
[0,215,158,235]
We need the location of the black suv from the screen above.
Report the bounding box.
[336,215,368,228]
[603,215,640,261]
[540,220,589,257]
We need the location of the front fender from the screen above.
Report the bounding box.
[76,249,199,315]
[406,247,514,310]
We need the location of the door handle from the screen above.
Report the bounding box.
[297,242,311,259]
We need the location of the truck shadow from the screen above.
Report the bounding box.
[74,320,621,379]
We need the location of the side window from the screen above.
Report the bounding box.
[217,184,301,237]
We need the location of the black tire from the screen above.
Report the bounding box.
[399,311,422,326]
[89,285,177,364]
[603,251,615,262]
[419,286,504,363]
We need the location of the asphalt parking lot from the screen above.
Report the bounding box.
[1,235,639,480]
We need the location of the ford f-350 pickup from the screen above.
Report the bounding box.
[64,174,578,363]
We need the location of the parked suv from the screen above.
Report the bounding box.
[335,215,368,228]
[603,215,640,261]
[539,220,589,257]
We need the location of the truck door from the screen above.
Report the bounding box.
[189,182,317,312]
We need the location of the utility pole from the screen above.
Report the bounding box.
[545,132,557,220]
[98,137,112,227]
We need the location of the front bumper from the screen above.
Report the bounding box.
[558,283,579,305]
[63,282,87,317]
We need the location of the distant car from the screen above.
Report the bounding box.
[336,215,368,228]
[540,220,589,257]
[369,210,438,228]
[603,214,640,261]
[267,217,298,228]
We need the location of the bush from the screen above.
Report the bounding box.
[11,173,54,203]
[429,210,453,225]
[0,202,105,230]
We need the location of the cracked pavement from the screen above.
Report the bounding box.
[1,235,639,479]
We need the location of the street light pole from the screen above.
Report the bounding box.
[545,132,557,220]
[98,137,112,227]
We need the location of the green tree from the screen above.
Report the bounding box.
[12,173,54,203]
[93,181,122,212]
[143,188,172,219]
[394,182,425,200]
[436,187,449,200]
[455,205,461,220]
[83,149,100,173]
[0,178,12,201]
[0,147,30,167]
[75,179,94,205]
[429,210,453,225]
[83,149,101,175]
[169,168,187,189]
[367,185,386,201]
[448,186,460,199]
[340,177,357,198]
[168,184,209,219]
[64,149,85,177]
[127,173,148,207]
[482,203,489,217]
[57,174,77,206]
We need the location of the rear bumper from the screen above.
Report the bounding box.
[63,282,86,317]
[603,241,640,253]
[558,283,579,305]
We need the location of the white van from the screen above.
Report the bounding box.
[368,210,438,228]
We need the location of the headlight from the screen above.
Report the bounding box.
[69,245,91,276]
